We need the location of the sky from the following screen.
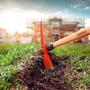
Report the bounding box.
[0,0,90,33]
[0,0,90,18]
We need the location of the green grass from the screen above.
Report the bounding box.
[0,43,20,54]
[53,43,90,88]
[53,43,90,57]
[0,42,90,90]
[0,42,40,90]
[0,43,40,66]
[71,57,90,89]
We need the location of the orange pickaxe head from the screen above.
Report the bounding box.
[40,21,54,69]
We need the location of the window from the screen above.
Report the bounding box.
[51,21,60,28]
[52,34,59,42]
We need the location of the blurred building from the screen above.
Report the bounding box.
[0,28,16,43]
[19,31,33,43]
[31,17,87,43]
[31,21,50,42]
[0,28,6,42]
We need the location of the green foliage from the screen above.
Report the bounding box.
[81,75,90,85]
[0,43,20,54]
[0,65,16,90]
[0,43,39,66]
[0,43,40,90]
[53,43,90,87]
[53,43,90,57]
[72,57,90,86]
[0,43,90,89]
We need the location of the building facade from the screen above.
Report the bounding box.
[32,17,86,43]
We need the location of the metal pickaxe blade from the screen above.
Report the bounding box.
[40,21,54,69]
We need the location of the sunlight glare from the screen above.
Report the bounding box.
[0,9,49,34]
[0,10,27,34]
[85,19,90,28]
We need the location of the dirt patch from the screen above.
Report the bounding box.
[18,51,78,90]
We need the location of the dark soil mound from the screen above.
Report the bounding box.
[18,51,73,90]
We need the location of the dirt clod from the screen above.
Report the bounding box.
[18,52,73,90]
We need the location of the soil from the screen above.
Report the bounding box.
[18,51,76,90]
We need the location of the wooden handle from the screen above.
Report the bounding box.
[53,28,90,48]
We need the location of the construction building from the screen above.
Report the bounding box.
[31,17,86,43]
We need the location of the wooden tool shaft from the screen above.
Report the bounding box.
[53,28,90,48]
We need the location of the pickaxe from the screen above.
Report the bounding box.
[40,21,90,69]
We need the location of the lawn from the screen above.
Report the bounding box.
[53,43,90,57]
[0,42,90,90]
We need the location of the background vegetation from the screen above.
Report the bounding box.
[0,42,90,90]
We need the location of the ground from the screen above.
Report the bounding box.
[0,43,90,90]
